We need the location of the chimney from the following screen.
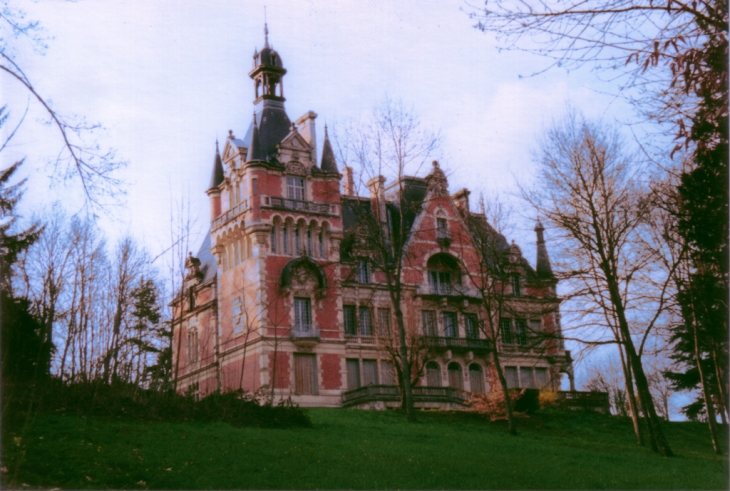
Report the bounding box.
[367,175,387,223]
[452,188,471,212]
[343,166,355,196]
[295,111,318,161]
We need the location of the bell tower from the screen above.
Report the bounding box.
[250,23,286,102]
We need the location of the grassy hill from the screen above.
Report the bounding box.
[2,407,727,489]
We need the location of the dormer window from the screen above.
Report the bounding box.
[286,177,304,200]
[427,254,460,295]
[436,218,449,239]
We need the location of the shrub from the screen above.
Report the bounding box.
[539,390,561,409]
[3,379,311,429]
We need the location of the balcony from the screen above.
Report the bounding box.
[290,324,320,346]
[436,230,451,248]
[341,385,470,407]
[212,202,248,230]
[345,334,378,345]
[421,336,492,352]
[262,196,338,216]
[417,284,481,298]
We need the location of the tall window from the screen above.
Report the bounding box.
[428,270,452,294]
[377,308,391,337]
[283,224,289,255]
[346,359,360,389]
[448,362,463,389]
[436,217,449,238]
[359,307,373,336]
[469,364,484,393]
[443,312,457,337]
[520,367,534,389]
[504,366,518,388]
[535,367,548,389]
[422,310,437,336]
[294,226,301,255]
[515,318,528,346]
[293,297,312,333]
[187,317,199,364]
[511,274,522,297]
[362,359,378,386]
[294,353,317,394]
[464,314,479,339]
[318,230,324,258]
[426,361,441,387]
[307,228,313,255]
[357,260,370,283]
[270,227,277,254]
[343,305,357,336]
[286,177,304,200]
[500,318,514,344]
[252,178,258,196]
[382,361,396,385]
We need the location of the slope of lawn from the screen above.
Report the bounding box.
[2,407,727,489]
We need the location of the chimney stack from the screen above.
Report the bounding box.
[367,175,387,223]
[343,166,355,196]
[452,188,471,212]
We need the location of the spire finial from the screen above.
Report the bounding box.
[264,7,270,48]
[215,139,219,154]
[253,111,258,126]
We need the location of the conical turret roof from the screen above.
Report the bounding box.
[246,113,267,163]
[320,125,338,173]
[208,140,224,191]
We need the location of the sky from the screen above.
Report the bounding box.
[3,0,673,401]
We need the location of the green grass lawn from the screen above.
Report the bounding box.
[3,408,727,489]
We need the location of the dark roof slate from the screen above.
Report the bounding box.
[208,143,224,191]
[320,127,338,173]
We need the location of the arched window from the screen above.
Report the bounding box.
[270,226,277,254]
[448,362,463,389]
[469,364,484,393]
[426,361,441,387]
[427,254,461,294]
[282,223,290,255]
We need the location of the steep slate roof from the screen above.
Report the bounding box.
[208,142,224,191]
[194,233,218,284]
[320,126,338,173]
[246,113,267,162]
[534,219,554,278]
[240,103,292,159]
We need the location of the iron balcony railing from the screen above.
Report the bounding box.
[345,334,378,345]
[263,196,337,215]
[341,385,470,407]
[290,324,320,340]
[421,336,492,351]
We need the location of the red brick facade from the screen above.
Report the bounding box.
[171,35,573,407]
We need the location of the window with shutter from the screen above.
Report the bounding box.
[346,359,361,390]
[362,359,378,386]
[294,353,317,395]
[381,361,396,385]
[377,308,391,337]
[504,366,518,388]
[426,361,441,387]
[448,362,463,389]
[469,364,484,393]
[357,260,370,283]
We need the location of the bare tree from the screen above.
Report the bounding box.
[0,4,126,208]
[523,112,674,455]
[335,98,441,421]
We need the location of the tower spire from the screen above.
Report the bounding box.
[320,124,338,173]
[264,7,270,48]
[534,218,554,278]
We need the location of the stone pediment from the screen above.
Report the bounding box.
[279,131,312,152]
[222,139,245,163]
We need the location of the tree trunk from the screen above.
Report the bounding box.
[394,306,416,421]
[618,341,644,445]
[491,347,517,435]
[691,318,722,453]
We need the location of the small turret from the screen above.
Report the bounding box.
[207,140,224,221]
[246,113,266,163]
[535,219,554,278]
[320,125,338,173]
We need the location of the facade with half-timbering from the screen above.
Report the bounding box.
[172,31,577,408]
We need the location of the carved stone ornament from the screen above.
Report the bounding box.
[185,252,204,283]
[286,160,307,176]
[426,160,449,197]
